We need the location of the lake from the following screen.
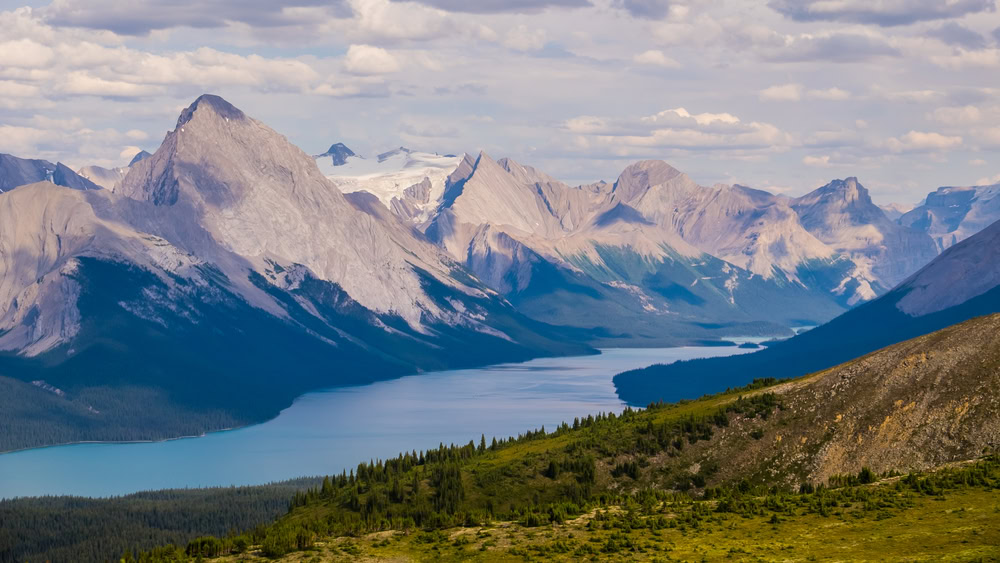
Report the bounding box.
[0,346,754,499]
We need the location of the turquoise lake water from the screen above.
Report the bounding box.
[0,346,754,499]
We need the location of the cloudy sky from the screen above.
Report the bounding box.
[1,0,999,204]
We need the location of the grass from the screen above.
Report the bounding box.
[214,476,1000,562]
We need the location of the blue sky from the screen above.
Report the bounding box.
[0,0,998,204]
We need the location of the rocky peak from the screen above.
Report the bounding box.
[317,143,356,166]
[612,160,692,203]
[128,150,152,167]
[176,94,246,128]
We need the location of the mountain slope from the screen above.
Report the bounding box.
[0,153,100,192]
[614,215,1000,405]
[900,182,1000,251]
[791,177,938,292]
[0,95,591,452]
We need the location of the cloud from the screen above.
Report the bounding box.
[760,84,851,102]
[42,0,350,35]
[976,172,1000,185]
[768,0,996,27]
[803,155,832,167]
[343,44,401,74]
[613,0,673,19]
[929,105,983,126]
[564,107,791,152]
[633,49,680,67]
[970,159,987,165]
[0,38,55,68]
[931,48,1000,69]
[766,33,900,63]
[885,131,962,153]
[389,0,591,13]
[928,22,988,50]
[503,25,547,51]
[759,83,802,101]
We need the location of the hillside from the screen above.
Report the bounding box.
[614,215,1000,406]
[90,313,1000,562]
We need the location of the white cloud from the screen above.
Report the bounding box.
[503,24,547,51]
[0,38,55,68]
[929,105,982,126]
[970,159,987,166]
[976,173,1000,185]
[633,49,680,68]
[803,155,832,167]
[807,87,850,100]
[343,44,401,75]
[759,83,803,101]
[886,131,962,153]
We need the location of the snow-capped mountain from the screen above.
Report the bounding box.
[899,182,1000,251]
[0,153,100,192]
[318,145,462,225]
[0,95,588,450]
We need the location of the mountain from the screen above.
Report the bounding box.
[790,177,938,295]
[614,214,1000,405]
[0,153,100,192]
[321,152,961,343]
[0,95,590,452]
[900,182,1000,251]
[128,150,152,166]
[313,142,356,166]
[319,146,462,225]
[879,201,913,221]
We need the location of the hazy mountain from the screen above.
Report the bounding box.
[77,150,152,190]
[790,177,938,294]
[0,153,100,192]
[128,150,152,166]
[879,201,913,221]
[900,182,1000,251]
[615,215,1000,406]
[0,95,589,452]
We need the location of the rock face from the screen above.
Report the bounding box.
[0,153,100,192]
[900,182,1000,251]
[314,143,356,166]
[791,177,938,293]
[679,313,1000,487]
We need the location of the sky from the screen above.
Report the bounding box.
[0,0,998,205]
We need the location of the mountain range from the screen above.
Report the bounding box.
[2,93,999,451]
[615,205,1000,405]
[0,95,587,452]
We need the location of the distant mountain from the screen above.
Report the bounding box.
[790,177,938,295]
[900,182,1000,251]
[0,153,100,192]
[0,95,589,452]
[314,142,356,166]
[323,152,958,343]
[614,214,1000,406]
[77,150,152,190]
[879,202,913,221]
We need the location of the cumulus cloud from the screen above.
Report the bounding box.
[928,22,988,50]
[766,33,900,63]
[803,155,832,167]
[503,25,547,51]
[886,131,962,153]
[633,49,680,67]
[613,0,674,19]
[389,0,591,13]
[760,84,851,102]
[759,83,803,101]
[976,172,1000,185]
[768,0,996,27]
[929,105,983,126]
[343,44,401,74]
[564,107,791,152]
[42,0,350,35]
